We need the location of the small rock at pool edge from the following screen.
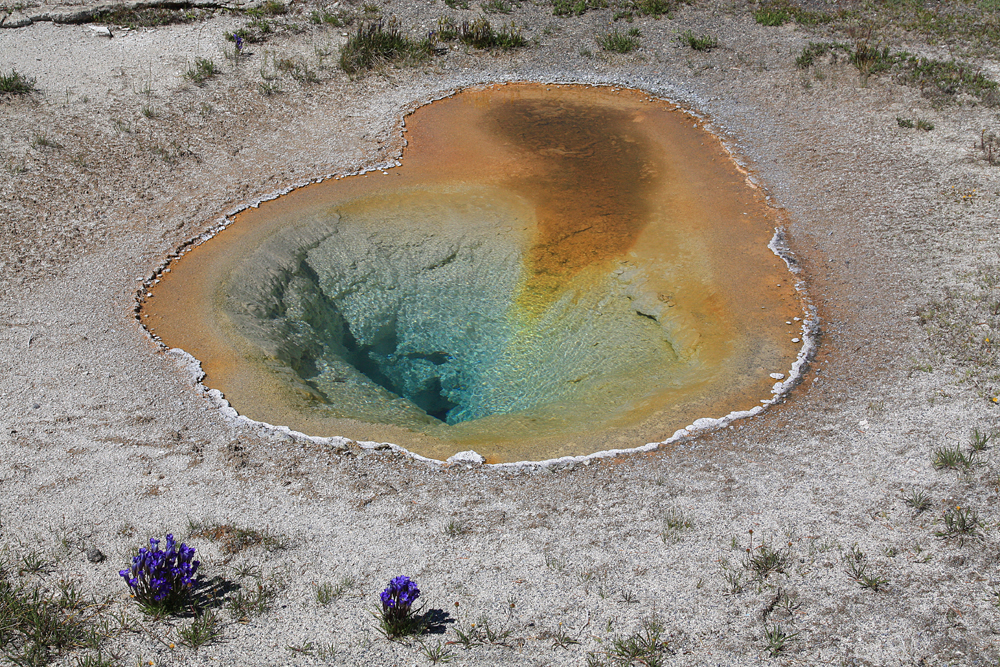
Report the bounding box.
[448,450,485,465]
[86,547,105,563]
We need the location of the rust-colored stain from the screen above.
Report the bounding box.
[485,97,658,313]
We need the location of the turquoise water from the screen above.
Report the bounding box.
[222,185,684,432]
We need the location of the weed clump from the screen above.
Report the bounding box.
[177,609,222,648]
[227,581,278,620]
[661,507,693,543]
[680,30,717,51]
[31,134,62,150]
[599,27,641,53]
[843,546,888,591]
[482,0,514,14]
[754,1,791,26]
[795,41,849,69]
[587,617,668,666]
[184,58,218,87]
[614,0,687,21]
[0,568,100,664]
[904,488,932,513]
[0,69,37,96]
[188,521,288,554]
[339,20,432,74]
[895,57,1000,107]
[92,6,208,29]
[552,0,607,16]
[935,506,981,542]
[978,130,1000,165]
[438,17,525,49]
[740,531,790,580]
[310,8,351,26]
[932,445,975,471]
[753,0,839,28]
[763,624,798,657]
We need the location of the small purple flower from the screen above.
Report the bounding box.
[233,34,244,51]
[377,575,422,637]
[119,534,200,613]
[381,575,419,610]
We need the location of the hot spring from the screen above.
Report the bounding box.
[143,83,806,463]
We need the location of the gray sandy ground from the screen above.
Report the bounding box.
[1,0,999,664]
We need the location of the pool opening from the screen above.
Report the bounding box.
[142,83,806,463]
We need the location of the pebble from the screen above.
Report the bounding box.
[770,373,785,380]
[86,547,106,563]
[791,338,800,343]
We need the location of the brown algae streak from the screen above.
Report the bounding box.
[144,83,806,463]
[485,96,659,315]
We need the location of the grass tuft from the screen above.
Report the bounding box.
[184,58,218,87]
[0,69,37,96]
[339,19,432,75]
[482,0,513,14]
[552,0,607,16]
[447,17,525,49]
[843,546,888,591]
[419,639,454,664]
[763,624,798,657]
[895,56,1000,107]
[661,507,693,543]
[93,6,209,29]
[177,609,222,648]
[978,130,1000,165]
[599,27,641,53]
[0,565,102,664]
[31,134,63,150]
[444,519,469,536]
[754,1,791,26]
[588,617,668,666]
[904,489,932,513]
[680,30,717,51]
[315,576,354,605]
[795,41,848,69]
[848,27,894,85]
[740,533,790,580]
[310,8,351,26]
[188,521,289,555]
[935,506,981,542]
[226,581,278,620]
[970,427,996,451]
[932,445,974,471]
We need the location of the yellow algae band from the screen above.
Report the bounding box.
[144,83,806,463]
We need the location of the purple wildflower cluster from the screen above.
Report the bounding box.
[380,575,419,616]
[378,575,421,636]
[119,534,200,611]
